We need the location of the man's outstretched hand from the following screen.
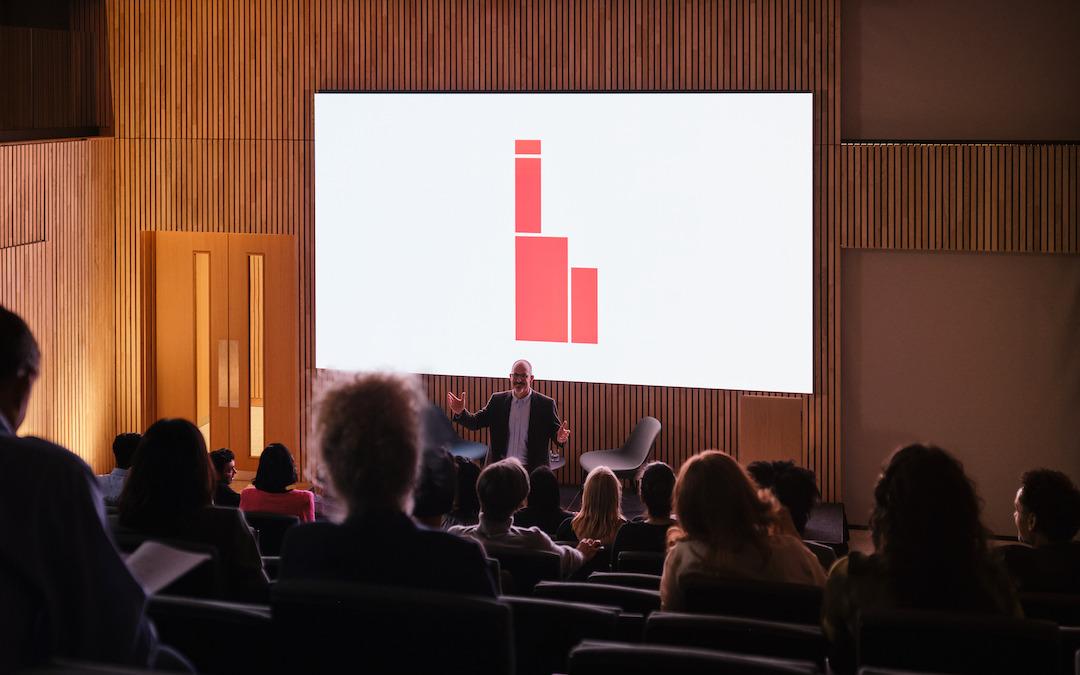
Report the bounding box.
[447,391,467,416]
[556,419,571,445]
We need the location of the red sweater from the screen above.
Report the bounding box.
[239,486,315,523]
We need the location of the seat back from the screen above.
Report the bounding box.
[802,502,848,556]
[272,580,514,675]
[616,551,665,576]
[487,548,562,595]
[241,511,300,556]
[502,597,619,675]
[1020,592,1080,626]
[621,417,662,466]
[587,572,662,591]
[534,581,661,615]
[112,533,224,599]
[147,594,272,675]
[568,640,819,675]
[680,575,823,624]
[645,611,827,667]
[857,608,1059,675]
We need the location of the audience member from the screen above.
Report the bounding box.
[513,465,574,537]
[556,466,626,546]
[999,468,1080,593]
[660,450,825,611]
[412,446,457,529]
[747,459,836,569]
[279,373,496,596]
[0,306,159,669]
[445,456,481,528]
[450,458,601,579]
[612,461,676,559]
[97,432,141,506]
[822,444,1020,674]
[209,448,240,508]
[240,443,315,523]
[118,418,269,602]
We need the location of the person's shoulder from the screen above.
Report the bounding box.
[533,390,556,406]
[416,525,486,555]
[240,485,257,495]
[2,434,90,471]
[289,489,315,503]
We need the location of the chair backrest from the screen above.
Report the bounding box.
[272,580,514,675]
[241,511,300,557]
[502,596,619,675]
[1020,591,1080,626]
[112,532,224,599]
[616,551,665,576]
[857,608,1060,675]
[147,594,272,675]
[568,640,820,675]
[587,572,662,591]
[645,611,827,667]
[680,575,823,624]
[533,581,661,615]
[802,502,848,555]
[621,417,662,463]
[487,548,562,595]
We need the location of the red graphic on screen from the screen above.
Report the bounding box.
[514,140,598,344]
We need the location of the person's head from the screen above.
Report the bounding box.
[209,448,237,485]
[253,443,298,493]
[453,456,481,515]
[526,465,562,512]
[111,433,142,471]
[572,466,624,542]
[412,446,456,528]
[673,450,773,551]
[318,372,421,515]
[1014,469,1080,546]
[509,359,533,399]
[746,460,820,535]
[118,418,214,530]
[637,461,676,520]
[476,458,530,520]
[0,306,41,432]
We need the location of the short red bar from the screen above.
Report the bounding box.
[571,267,598,344]
[515,139,541,155]
[516,236,568,343]
[515,158,541,233]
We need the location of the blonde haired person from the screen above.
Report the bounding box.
[556,466,626,547]
[660,450,825,611]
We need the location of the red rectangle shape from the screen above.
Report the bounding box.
[515,139,541,155]
[571,267,598,344]
[516,236,568,343]
[515,157,541,233]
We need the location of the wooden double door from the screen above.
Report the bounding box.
[146,232,298,473]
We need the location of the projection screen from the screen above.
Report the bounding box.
[315,92,812,393]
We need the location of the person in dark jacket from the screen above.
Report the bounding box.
[514,465,574,537]
[1000,468,1080,593]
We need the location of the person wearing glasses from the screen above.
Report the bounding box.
[446,359,570,471]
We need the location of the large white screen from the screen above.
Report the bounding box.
[315,93,812,393]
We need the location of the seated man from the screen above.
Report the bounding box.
[747,459,836,570]
[209,447,240,508]
[449,458,601,579]
[0,306,159,669]
[97,432,140,506]
[1001,468,1080,593]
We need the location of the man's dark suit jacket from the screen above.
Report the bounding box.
[452,390,564,470]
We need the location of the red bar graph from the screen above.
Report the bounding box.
[515,157,541,233]
[571,267,598,344]
[515,139,541,155]
[516,236,568,342]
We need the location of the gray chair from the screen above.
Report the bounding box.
[579,417,661,479]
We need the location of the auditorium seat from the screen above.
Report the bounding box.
[533,581,661,615]
[645,611,827,668]
[147,594,272,675]
[680,574,823,624]
[802,503,849,557]
[19,659,166,674]
[1021,592,1080,626]
[487,548,561,595]
[501,596,619,675]
[578,417,661,480]
[857,608,1059,675]
[241,511,299,556]
[567,640,820,675]
[272,580,513,675]
[587,572,662,590]
[615,550,665,576]
[112,533,224,600]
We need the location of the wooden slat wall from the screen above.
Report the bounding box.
[0,138,116,471]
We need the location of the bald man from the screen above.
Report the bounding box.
[447,359,570,471]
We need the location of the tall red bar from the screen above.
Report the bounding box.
[516,236,568,342]
[515,139,541,233]
[571,267,598,344]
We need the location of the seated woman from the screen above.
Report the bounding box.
[240,443,315,523]
[1000,468,1080,593]
[279,373,497,597]
[660,451,825,611]
[555,466,626,546]
[514,465,575,538]
[612,461,676,560]
[822,444,1021,674]
[118,418,269,602]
